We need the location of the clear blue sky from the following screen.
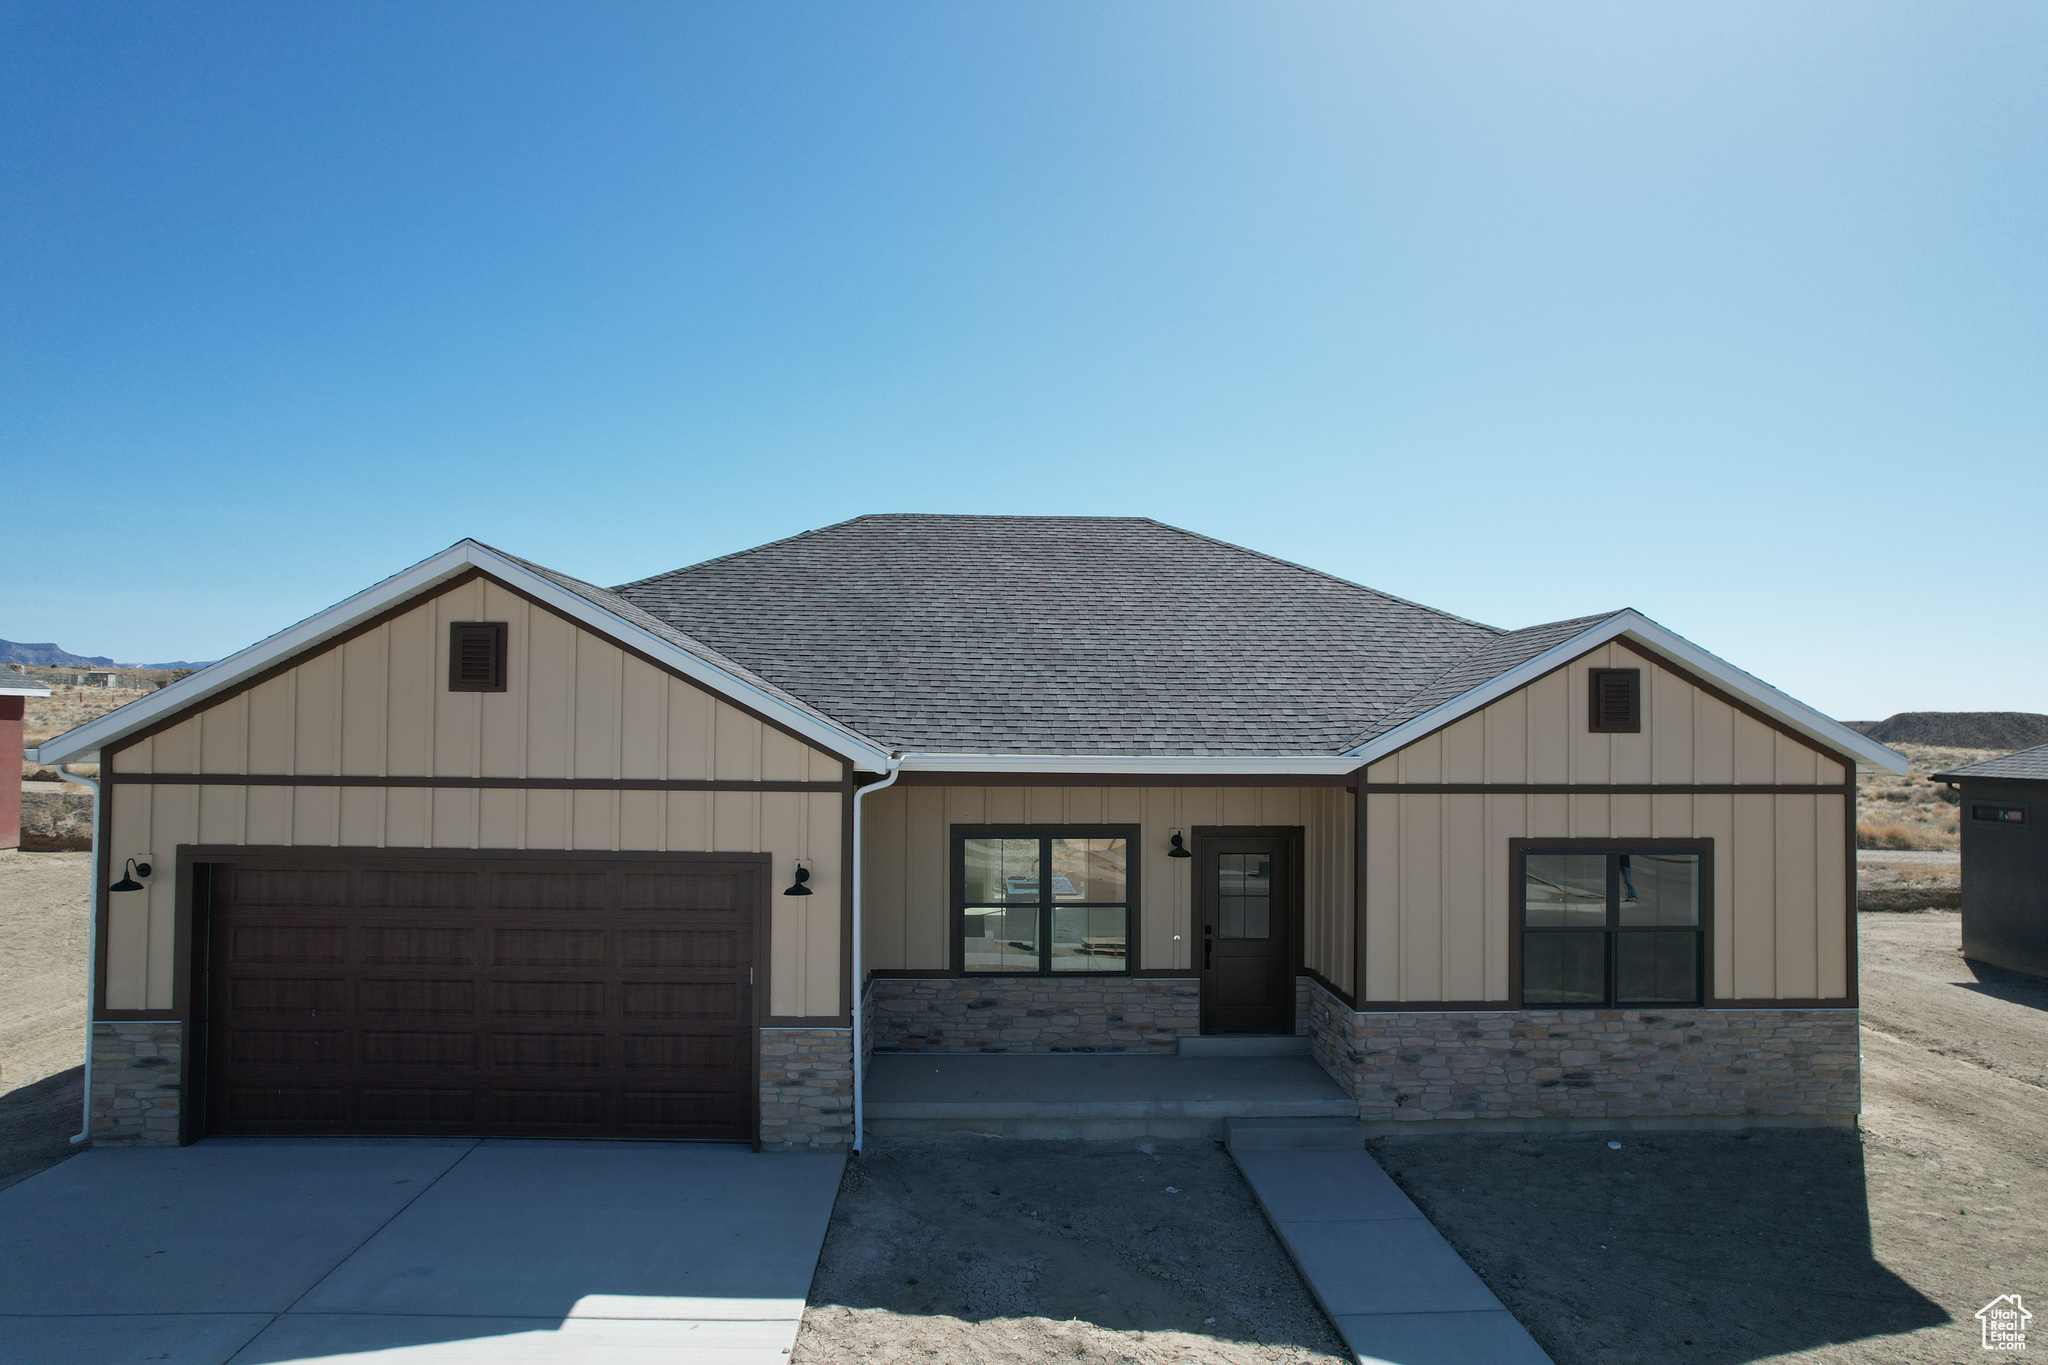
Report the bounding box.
[4,3,2041,719]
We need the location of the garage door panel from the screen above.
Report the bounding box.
[362,926,475,964]
[491,927,607,966]
[487,871,612,908]
[622,928,741,968]
[205,856,759,1141]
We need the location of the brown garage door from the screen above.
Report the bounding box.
[199,853,761,1141]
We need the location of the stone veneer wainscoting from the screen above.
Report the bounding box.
[90,1021,183,1145]
[1301,976,1860,1131]
[758,1026,854,1150]
[864,976,1200,1053]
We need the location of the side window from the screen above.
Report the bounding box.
[1971,803,2026,826]
[1522,848,1704,1006]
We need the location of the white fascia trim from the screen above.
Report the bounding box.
[895,752,1367,777]
[1,683,52,697]
[1346,610,1908,776]
[33,540,893,772]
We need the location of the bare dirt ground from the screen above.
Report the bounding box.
[0,850,90,1191]
[1859,850,1961,912]
[1375,910,2047,1364]
[795,1136,1350,1365]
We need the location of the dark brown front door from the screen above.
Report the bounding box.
[1196,831,1296,1033]
[199,853,759,1141]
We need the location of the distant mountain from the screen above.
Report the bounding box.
[0,640,212,670]
[0,640,116,667]
[1846,712,2048,749]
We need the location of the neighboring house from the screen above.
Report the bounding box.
[3,664,54,851]
[30,515,1906,1150]
[1935,745,2048,978]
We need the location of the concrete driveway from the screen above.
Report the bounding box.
[0,1138,845,1364]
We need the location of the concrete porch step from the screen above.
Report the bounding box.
[1176,1034,1312,1058]
[863,1052,1356,1140]
[1224,1117,1364,1153]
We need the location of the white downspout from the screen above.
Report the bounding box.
[848,760,900,1155]
[58,761,101,1145]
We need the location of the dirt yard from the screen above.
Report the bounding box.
[795,1136,1350,1365]
[0,850,90,1191]
[1374,911,2048,1364]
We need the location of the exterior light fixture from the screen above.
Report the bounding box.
[1167,830,1191,859]
[783,861,814,896]
[110,858,152,893]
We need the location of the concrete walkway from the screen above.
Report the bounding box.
[1229,1133,1553,1365]
[0,1137,844,1365]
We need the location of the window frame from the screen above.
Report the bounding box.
[1512,838,1712,1009]
[1970,801,2028,828]
[1587,667,1642,734]
[951,824,1140,976]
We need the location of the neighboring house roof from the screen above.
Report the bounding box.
[1,666,52,698]
[1934,744,2048,784]
[30,518,1908,776]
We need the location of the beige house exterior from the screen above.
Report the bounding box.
[36,519,1899,1150]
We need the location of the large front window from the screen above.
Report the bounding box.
[1520,846,1706,1007]
[958,828,1134,974]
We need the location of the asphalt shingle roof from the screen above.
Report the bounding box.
[1933,744,2048,784]
[609,515,1617,757]
[0,665,49,695]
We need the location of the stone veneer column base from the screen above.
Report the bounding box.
[1300,976,1860,1129]
[758,1027,853,1151]
[865,976,1199,1053]
[90,1021,183,1146]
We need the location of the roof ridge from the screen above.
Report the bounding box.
[1134,519,1505,636]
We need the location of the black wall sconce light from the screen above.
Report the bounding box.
[1167,830,1191,859]
[783,860,814,896]
[110,858,153,893]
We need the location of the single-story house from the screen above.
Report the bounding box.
[1935,745,2048,978]
[4,665,54,850]
[30,515,1905,1149]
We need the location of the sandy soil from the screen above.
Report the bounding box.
[0,851,90,1191]
[1858,852,1961,912]
[1375,910,2047,1364]
[795,1136,1350,1365]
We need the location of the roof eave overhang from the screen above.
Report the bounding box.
[32,541,894,772]
[2,685,52,698]
[894,753,1367,777]
[1345,610,1910,776]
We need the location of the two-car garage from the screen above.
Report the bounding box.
[193,852,763,1143]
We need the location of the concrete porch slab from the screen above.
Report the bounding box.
[0,1314,272,1365]
[230,1314,801,1364]
[865,1052,1356,1125]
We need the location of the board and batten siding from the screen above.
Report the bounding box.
[1360,641,1851,1005]
[101,575,848,1019]
[860,784,1353,986]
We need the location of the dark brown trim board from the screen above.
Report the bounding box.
[1609,636,1863,779]
[1352,774,1370,1011]
[1297,966,1356,1010]
[897,777,1359,789]
[105,774,844,794]
[1358,783,1851,796]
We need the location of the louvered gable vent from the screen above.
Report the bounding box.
[448,622,508,692]
[1588,667,1640,733]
